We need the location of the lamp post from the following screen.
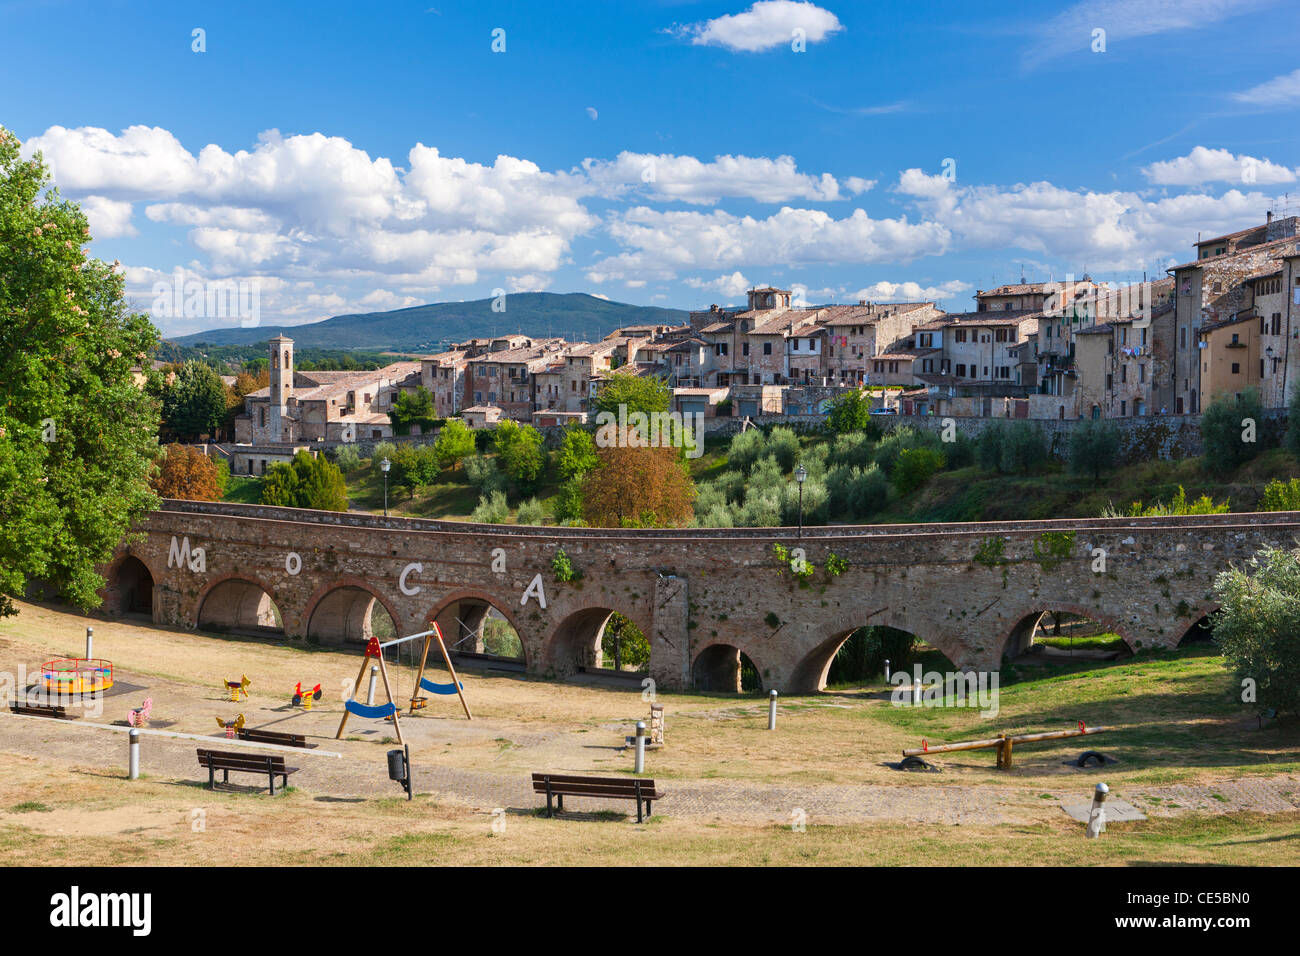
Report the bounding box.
[794,463,807,537]
[380,456,391,517]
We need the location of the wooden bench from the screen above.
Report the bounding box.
[531,772,663,823]
[197,749,299,795]
[237,728,317,749]
[9,703,73,720]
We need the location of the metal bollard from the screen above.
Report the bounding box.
[1086,782,1109,838]
[884,658,890,682]
[128,729,139,780]
[86,626,94,660]
[366,665,379,706]
[634,721,646,774]
[768,689,778,730]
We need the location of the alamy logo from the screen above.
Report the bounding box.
[49,886,151,936]
[150,267,261,328]
[890,665,1000,718]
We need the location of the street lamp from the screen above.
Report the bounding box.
[794,463,807,537]
[380,456,391,517]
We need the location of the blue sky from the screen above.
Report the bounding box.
[4,0,1299,336]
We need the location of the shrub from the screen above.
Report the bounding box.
[464,454,505,494]
[892,447,946,495]
[553,477,585,523]
[873,427,939,476]
[261,451,348,511]
[516,496,545,526]
[780,475,828,526]
[974,424,1004,472]
[1260,477,1300,512]
[767,426,801,472]
[829,431,876,470]
[726,428,768,473]
[826,464,889,519]
[331,444,362,473]
[434,420,475,471]
[370,442,398,478]
[826,391,880,437]
[470,490,509,524]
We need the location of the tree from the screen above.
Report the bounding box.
[892,447,946,495]
[496,421,544,486]
[826,390,874,435]
[259,451,348,511]
[161,360,228,440]
[1212,546,1300,717]
[601,612,650,671]
[0,128,161,617]
[591,371,670,418]
[1069,418,1121,480]
[1201,387,1265,475]
[224,367,268,434]
[434,419,475,471]
[390,387,438,436]
[999,422,1046,475]
[556,426,599,480]
[581,445,696,528]
[151,444,221,501]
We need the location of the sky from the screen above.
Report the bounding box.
[3,0,1300,337]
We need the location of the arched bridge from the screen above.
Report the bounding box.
[98,500,1300,693]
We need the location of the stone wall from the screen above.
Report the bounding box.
[99,501,1300,694]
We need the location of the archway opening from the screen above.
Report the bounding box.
[198,578,285,638]
[792,625,934,692]
[1177,614,1216,648]
[306,586,395,645]
[112,556,154,618]
[692,644,762,693]
[547,608,648,680]
[1003,610,1132,662]
[433,598,524,667]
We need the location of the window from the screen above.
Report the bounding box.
[763,342,772,355]
[792,340,799,351]
[1180,327,1186,348]
[1139,365,1146,383]
[994,328,1009,343]
[1106,373,1113,390]
[918,333,932,347]
[955,329,967,343]
[742,343,750,356]
[955,363,966,377]
[1121,365,1127,383]
[1231,362,1240,374]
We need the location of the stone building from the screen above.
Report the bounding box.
[233,336,412,451]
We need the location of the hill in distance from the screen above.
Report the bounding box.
[169,292,690,352]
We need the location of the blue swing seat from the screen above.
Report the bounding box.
[344,699,398,719]
[419,677,465,695]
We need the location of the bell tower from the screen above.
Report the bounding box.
[268,335,293,442]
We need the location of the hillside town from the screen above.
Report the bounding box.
[224,211,1300,469]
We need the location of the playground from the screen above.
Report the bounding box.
[1,599,1298,866]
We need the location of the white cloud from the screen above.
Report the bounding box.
[79,196,136,238]
[850,279,971,303]
[582,151,843,204]
[507,273,553,292]
[1023,0,1273,69]
[589,205,949,282]
[685,271,753,298]
[1232,67,1300,108]
[586,107,598,121]
[895,166,1279,271]
[844,176,876,195]
[1142,147,1296,186]
[672,1,844,53]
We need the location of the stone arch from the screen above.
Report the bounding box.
[1176,604,1219,646]
[788,621,930,693]
[196,574,284,637]
[998,603,1135,659]
[543,604,653,679]
[303,577,400,646]
[105,554,157,618]
[691,641,765,693]
[427,590,527,665]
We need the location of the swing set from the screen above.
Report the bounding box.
[335,621,471,744]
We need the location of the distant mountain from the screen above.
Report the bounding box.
[168,292,690,351]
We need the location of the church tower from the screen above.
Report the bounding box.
[267,335,293,442]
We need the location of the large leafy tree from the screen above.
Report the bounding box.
[1068,418,1121,480]
[581,444,695,528]
[0,128,162,616]
[151,443,221,501]
[1213,546,1300,718]
[161,360,228,440]
[1201,387,1265,476]
[434,419,475,471]
[390,386,438,435]
[591,371,670,417]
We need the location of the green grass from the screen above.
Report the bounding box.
[221,476,264,504]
